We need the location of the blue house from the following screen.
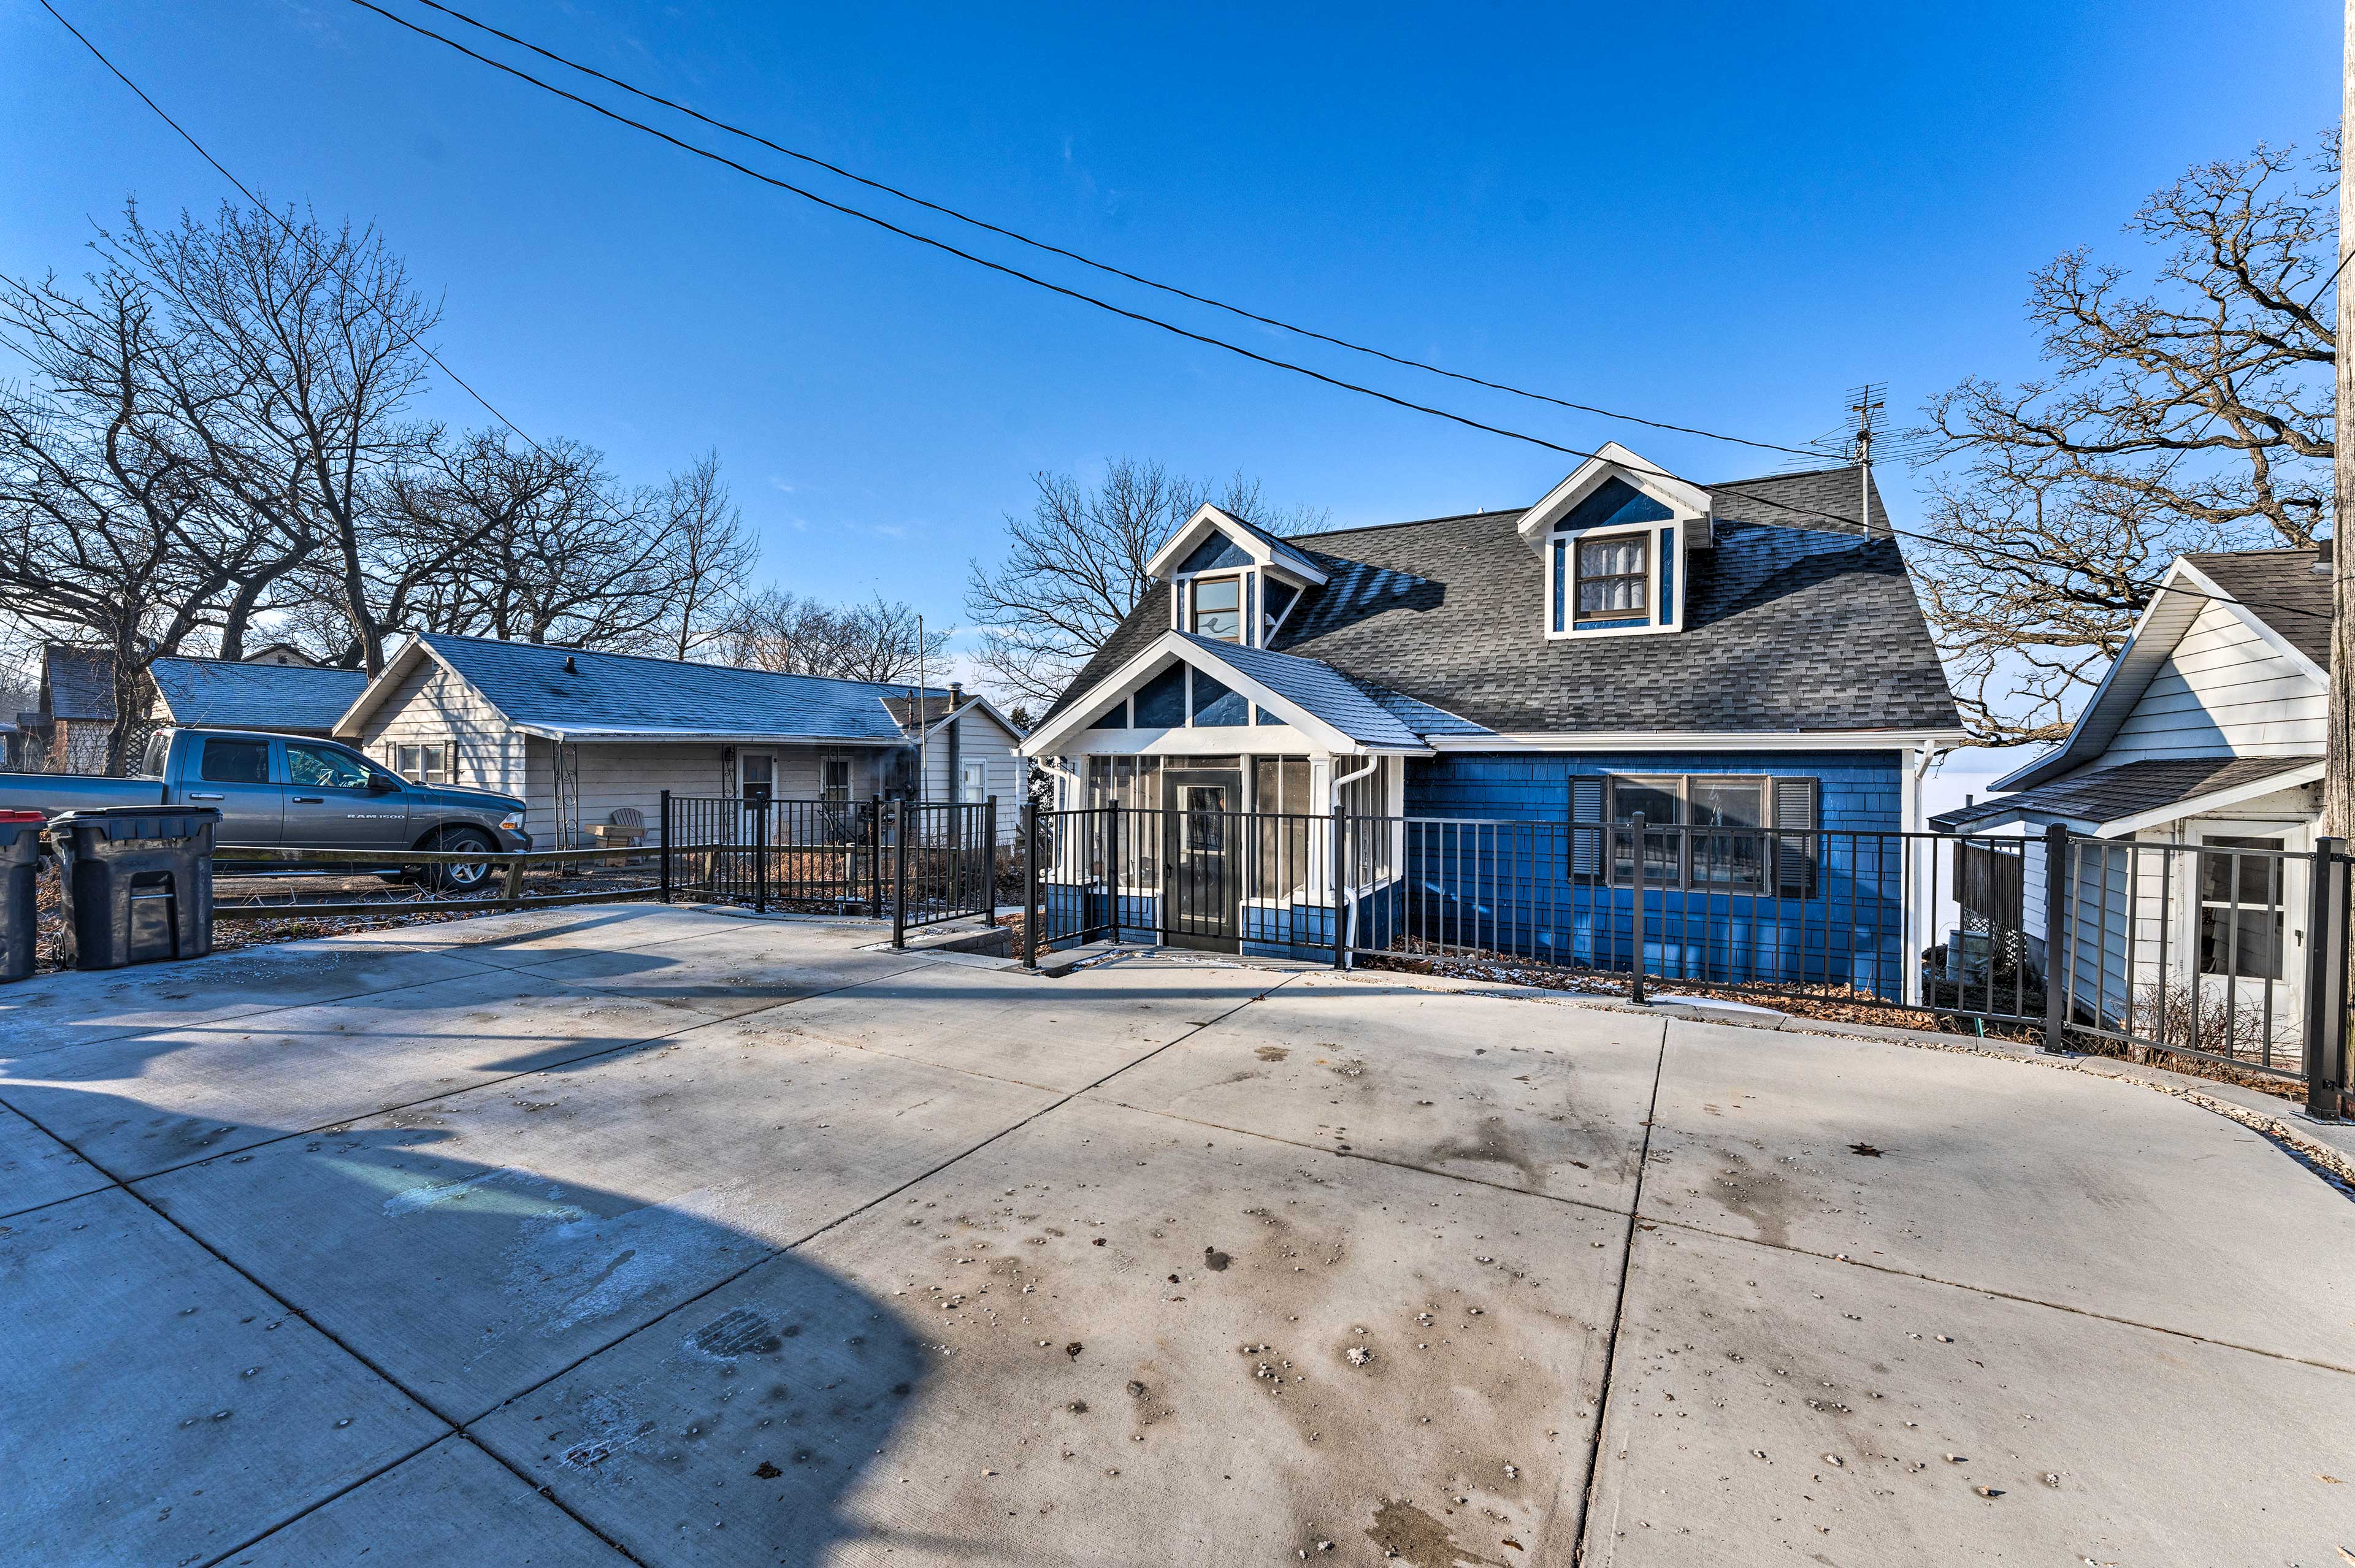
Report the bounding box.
[1017,444,1964,997]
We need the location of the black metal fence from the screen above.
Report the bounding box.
[1009,803,2350,1118]
[657,792,997,941]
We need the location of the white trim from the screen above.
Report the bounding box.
[1144,504,1330,586]
[329,637,442,737]
[1019,630,1431,758]
[1428,729,1969,753]
[2097,760,2325,838]
[911,694,1027,744]
[1513,442,1711,554]
[1544,519,1684,641]
[1994,556,2327,793]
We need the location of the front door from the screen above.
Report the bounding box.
[1162,766,1241,951]
[2185,822,2307,1073]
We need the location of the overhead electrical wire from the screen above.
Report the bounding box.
[36,0,2328,627]
[400,0,1822,462]
[337,0,2332,624]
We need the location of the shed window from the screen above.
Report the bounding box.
[392,742,453,786]
[2197,835,2284,980]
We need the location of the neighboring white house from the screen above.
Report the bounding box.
[1932,546,2326,1047]
[331,633,1027,845]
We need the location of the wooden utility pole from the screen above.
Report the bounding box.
[2329,0,2355,838]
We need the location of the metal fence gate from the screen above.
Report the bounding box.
[659,792,999,941]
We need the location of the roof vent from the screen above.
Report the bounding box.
[563,655,578,675]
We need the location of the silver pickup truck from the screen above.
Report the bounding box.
[0,727,532,889]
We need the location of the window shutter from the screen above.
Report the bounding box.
[1772,777,1818,898]
[1568,776,1606,878]
[445,740,458,785]
[383,743,397,770]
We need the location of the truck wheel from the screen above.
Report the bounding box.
[427,827,497,892]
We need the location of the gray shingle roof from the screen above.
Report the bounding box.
[2183,548,2330,667]
[1180,633,1428,749]
[148,657,368,734]
[1042,465,1957,738]
[42,647,115,722]
[1929,755,2318,832]
[416,633,934,743]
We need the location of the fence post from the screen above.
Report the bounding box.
[501,854,525,909]
[2042,821,2070,1054]
[1629,812,1646,1006]
[659,789,672,904]
[2304,838,2347,1119]
[889,798,909,948]
[1330,809,1347,969]
[984,796,999,927]
[1022,800,1041,968]
[1105,809,1121,946]
[751,794,770,915]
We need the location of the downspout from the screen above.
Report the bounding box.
[1904,741,1946,1006]
[1330,754,1379,968]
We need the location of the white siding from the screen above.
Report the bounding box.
[916,709,1024,841]
[353,659,526,797]
[2101,599,2325,763]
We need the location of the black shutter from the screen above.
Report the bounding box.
[1569,776,1606,879]
[1772,777,1818,898]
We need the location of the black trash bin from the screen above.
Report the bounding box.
[47,805,219,971]
[0,809,43,983]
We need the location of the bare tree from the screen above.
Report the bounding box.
[714,589,948,683]
[655,451,754,660]
[0,259,250,769]
[964,457,1327,708]
[120,199,440,675]
[1909,136,2335,744]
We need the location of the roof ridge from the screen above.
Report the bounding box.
[419,631,951,695]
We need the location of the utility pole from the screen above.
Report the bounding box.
[2330,1,2355,841]
[917,613,929,806]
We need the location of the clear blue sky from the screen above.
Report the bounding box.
[2,0,2335,769]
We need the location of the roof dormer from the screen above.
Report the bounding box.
[1516,443,1712,640]
[1145,504,1328,650]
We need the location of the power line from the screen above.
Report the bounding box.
[39,1,2331,632]
[340,0,2333,624]
[399,0,1820,463]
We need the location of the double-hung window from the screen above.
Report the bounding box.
[1190,577,1242,641]
[1576,536,1650,625]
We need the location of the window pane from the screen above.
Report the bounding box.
[2199,836,2284,906]
[1610,779,1680,826]
[1191,578,1241,640]
[201,739,270,784]
[285,744,368,789]
[2200,907,2283,979]
[1689,778,1764,828]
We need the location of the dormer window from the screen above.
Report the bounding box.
[1190,576,1242,641]
[1575,536,1648,625]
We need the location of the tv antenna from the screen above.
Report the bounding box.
[1785,383,1934,532]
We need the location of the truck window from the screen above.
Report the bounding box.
[200,739,272,785]
[286,743,372,790]
[135,731,171,779]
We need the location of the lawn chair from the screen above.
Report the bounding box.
[589,806,648,851]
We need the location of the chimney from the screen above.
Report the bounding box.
[562,655,578,675]
[949,682,965,709]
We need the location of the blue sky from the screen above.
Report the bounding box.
[2,0,2334,797]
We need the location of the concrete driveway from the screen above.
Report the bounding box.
[3,904,2350,1566]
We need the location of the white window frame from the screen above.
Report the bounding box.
[1546,520,1683,641]
[390,740,454,786]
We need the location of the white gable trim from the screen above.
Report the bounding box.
[1994,556,2328,792]
[1143,505,1329,585]
[1019,630,1415,757]
[913,694,1026,744]
[2097,760,2324,838]
[1513,442,1712,554]
[329,638,508,740]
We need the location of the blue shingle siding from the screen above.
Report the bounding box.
[1400,749,1907,995]
[1177,535,1253,574]
[1553,476,1673,534]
